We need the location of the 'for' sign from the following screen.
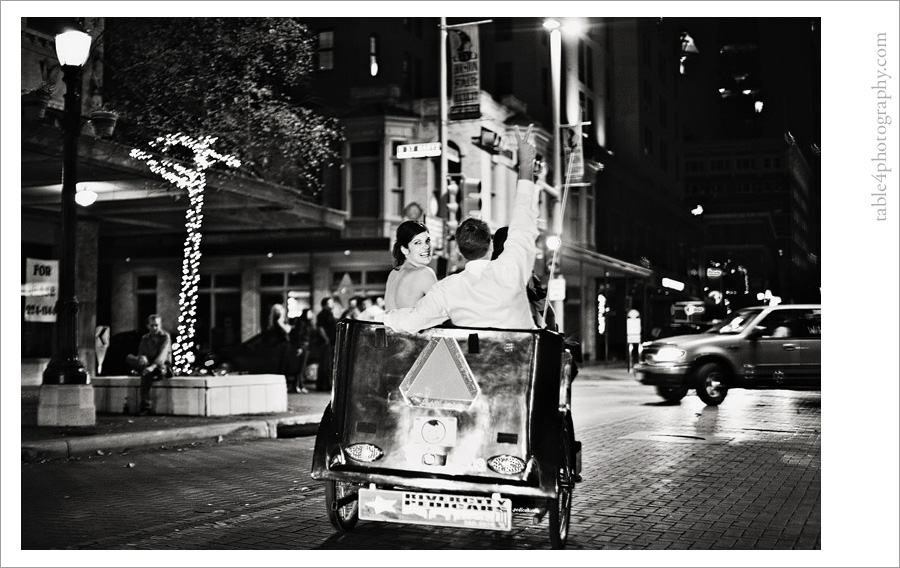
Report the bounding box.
[23,258,58,323]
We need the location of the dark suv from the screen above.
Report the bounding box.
[634,304,821,405]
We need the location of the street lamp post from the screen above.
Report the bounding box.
[42,29,92,386]
[38,27,95,426]
[544,19,565,333]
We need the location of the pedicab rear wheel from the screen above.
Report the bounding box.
[548,414,575,548]
[325,480,360,532]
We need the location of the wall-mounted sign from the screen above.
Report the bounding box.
[397,143,442,159]
[449,24,481,120]
[561,123,584,182]
[23,258,58,322]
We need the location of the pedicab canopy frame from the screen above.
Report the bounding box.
[311,319,580,548]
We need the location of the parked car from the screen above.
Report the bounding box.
[634,304,821,405]
[206,329,301,376]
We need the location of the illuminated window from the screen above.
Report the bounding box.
[369,34,379,76]
[259,271,311,325]
[316,30,334,71]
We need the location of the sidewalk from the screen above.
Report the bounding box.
[21,361,632,462]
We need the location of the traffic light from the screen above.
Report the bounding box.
[461,177,482,219]
[430,177,448,220]
[446,176,461,233]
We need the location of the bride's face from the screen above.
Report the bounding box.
[402,231,432,268]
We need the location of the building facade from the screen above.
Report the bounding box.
[30,17,798,385]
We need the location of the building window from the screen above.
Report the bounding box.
[259,271,312,329]
[390,141,405,217]
[642,32,652,67]
[642,79,652,103]
[316,30,334,71]
[686,159,705,172]
[403,53,410,92]
[350,162,380,217]
[496,61,513,96]
[541,67,549,106]
[349,142,381,218]
[135,274,157,329]
[414,57,423,98]
[658,95,667,128]
[332,269,389,301]
[642,126,653,156]
[578,91,594,124]
[369,34,379,77]
[578,40,593,88]
[195,273,241,351]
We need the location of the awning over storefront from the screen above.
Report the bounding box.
[21,122,347,239]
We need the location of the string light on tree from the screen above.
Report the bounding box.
[131,134,240,374]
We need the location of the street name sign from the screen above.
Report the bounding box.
[397,143,442,159]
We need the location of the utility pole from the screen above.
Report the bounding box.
[439,16,449,270]
[549,22,565,334]
[438,18,492,275]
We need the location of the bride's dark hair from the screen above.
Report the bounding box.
[392,220,429,268]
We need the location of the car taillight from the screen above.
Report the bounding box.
[345,443,384,462]
[487,455,526,475]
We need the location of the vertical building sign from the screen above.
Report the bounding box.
[23,258,58,322]
[562,123,584,183]
[449,25,481,120]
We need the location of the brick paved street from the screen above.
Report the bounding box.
[16,377,829,563]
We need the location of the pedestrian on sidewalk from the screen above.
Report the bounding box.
[126,314,173,415]
[315,297,337,392]
[287,308,315,393]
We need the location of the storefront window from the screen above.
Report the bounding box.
[197,273,241,350]
[260,271,312,324]
[333,269,388,300]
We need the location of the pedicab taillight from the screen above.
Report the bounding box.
[487,455,526,475]
[345,443,384,462]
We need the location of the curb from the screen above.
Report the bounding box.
[22,419,274,462]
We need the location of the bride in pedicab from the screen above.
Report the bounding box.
[310,125,582,548]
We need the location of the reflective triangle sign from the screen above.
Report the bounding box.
[399,337,479,410]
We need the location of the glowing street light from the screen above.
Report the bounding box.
[42,25,92,387]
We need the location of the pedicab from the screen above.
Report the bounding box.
[310,318,581,548]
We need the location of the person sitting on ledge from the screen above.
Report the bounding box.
[126,314,173,415]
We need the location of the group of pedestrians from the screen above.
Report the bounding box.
[339,295,386,321]
[264,299,339,393]
[263,293,391,393]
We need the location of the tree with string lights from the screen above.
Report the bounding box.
[103,17,342,200]
[131,134,240,374]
